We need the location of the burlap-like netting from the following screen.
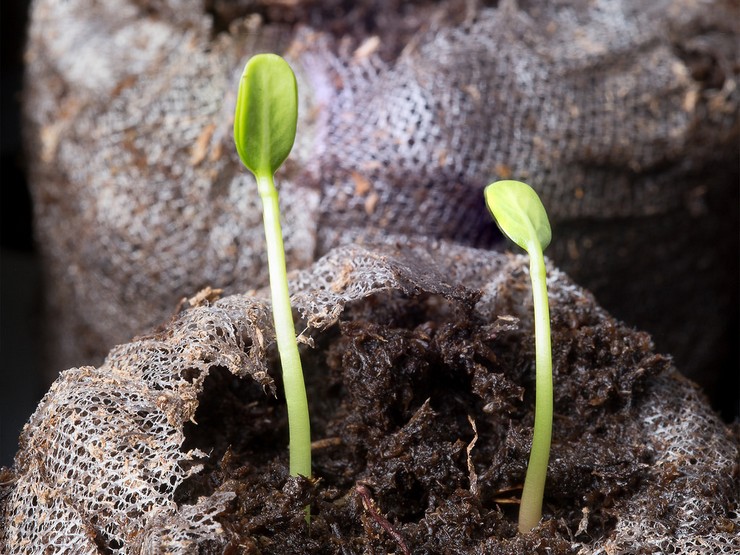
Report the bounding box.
[1,244,738,553]
[23,0,739,395]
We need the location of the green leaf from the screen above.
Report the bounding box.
[234,53,298,177]
[484,180,551,252]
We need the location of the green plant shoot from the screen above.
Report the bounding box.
[233,54,311,484]
[484,180,552,534]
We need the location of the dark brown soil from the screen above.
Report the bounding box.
[177,283,668,554]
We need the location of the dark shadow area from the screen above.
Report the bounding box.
[1,0,41,468]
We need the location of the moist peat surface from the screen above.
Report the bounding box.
[177,285,668,554]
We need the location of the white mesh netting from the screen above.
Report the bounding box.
[580,374,740,554]
[1,243,738,553]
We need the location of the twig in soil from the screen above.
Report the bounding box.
[355,484,411,555]
[310,437,343,450]
[491,485,523,505]
[575,506,590,536]
[467,415,479,496]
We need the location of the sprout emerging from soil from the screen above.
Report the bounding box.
[484,180,553,534]
[233,54,312,484]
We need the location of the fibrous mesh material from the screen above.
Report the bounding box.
[22,0,739,396]
[1,243,738,553]
[583,376,740,555]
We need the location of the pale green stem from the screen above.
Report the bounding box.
[257,174,312,481]
[518,244,553,534]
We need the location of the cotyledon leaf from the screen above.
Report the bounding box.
[484,180,551,252]
[234,53,298,178]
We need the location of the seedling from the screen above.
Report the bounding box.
[484,180,552,534]
[233,54,312,484]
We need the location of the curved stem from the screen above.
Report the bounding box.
[518,244,553,533]
[257,174,312,481]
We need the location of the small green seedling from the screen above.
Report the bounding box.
[484,180,552,534]
[233,54,312,485]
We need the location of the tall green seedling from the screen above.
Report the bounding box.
[484,180,552,534]
[233,54,311,485]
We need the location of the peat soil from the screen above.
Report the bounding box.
[176,285,670,554]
